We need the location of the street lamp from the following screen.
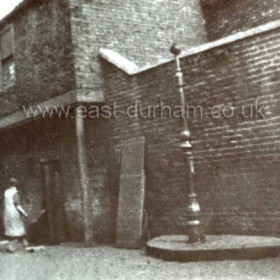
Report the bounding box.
[170,43,205,244]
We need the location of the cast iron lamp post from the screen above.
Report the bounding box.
[170,43,205,244]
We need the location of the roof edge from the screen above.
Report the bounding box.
[0,0,37,27]
[99,48,139,75]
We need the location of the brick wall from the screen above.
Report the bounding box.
[0,0,76,118]
[181,27,280,236]
[0,117,84,241]
[86,25,280,240]
[0,0,207,116]
[68,0,206,90]
[2,0,280,242]
[201,0,280,41]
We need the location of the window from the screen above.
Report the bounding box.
[0,26,15,89]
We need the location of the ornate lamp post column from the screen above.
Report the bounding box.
[170,43,205,244]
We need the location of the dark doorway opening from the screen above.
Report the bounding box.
[38,158,68,244]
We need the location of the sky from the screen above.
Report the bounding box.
[0,0,24,20]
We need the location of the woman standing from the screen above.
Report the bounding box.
[4,178,28,252]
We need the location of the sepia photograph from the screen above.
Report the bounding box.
[0,0,280,279]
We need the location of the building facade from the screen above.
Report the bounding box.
[1,0,280,244]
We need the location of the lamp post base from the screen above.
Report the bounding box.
[146,235,280,262]
[187,224,206,244]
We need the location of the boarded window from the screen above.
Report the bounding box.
[1,27,15,59]
[2,56,15,88]
[0,26,15,88]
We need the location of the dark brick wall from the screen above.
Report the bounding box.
[69,0,206,89]
[86,26,280,240]
[0,0,76,117]
[201,0,280,41]
[2,0,280,242]
[0,0,207,243]
[181,27,280,236]
[0,0,207,115]
[0,117,84,241]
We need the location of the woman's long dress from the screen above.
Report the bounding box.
[4,187,26,237]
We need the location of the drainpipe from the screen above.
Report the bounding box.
[75,105,93,246]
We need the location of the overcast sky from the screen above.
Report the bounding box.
[0,0,24,20]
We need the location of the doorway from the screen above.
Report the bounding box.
[40,158,67,244]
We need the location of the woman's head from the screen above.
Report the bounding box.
[8,177,19,188]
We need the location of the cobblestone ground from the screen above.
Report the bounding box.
[0,243,279,280]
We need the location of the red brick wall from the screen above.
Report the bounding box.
[201,0,280,41]
[0,0,76,117]
[69,0,206,89]
[86,26,280,239]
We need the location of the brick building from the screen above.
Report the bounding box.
[1,0,280,245]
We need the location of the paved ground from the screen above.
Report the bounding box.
[0,243,279,280]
